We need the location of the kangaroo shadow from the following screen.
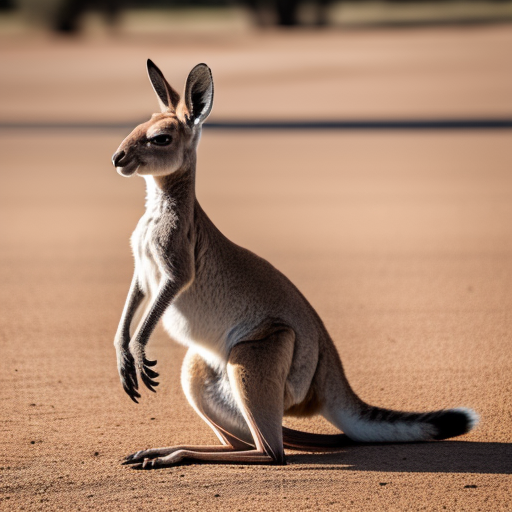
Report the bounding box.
[286,442,512,474]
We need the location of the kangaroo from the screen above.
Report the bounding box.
[112,60,478,469]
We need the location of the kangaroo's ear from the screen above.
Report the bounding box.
[147,59,180,113]
[183,63,214,127]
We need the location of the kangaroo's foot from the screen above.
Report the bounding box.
[122,444,237,466]
[128,447,276,469]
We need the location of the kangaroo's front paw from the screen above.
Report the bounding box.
[117,351,141,403]
[140,356,159,392]
[131,347,159,393]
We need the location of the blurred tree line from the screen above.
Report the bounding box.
[2,0,510,32]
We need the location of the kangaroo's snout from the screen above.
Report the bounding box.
[112,146,140,177]
[112,150,126,167]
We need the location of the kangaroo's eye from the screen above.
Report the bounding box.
[149,134,172,146]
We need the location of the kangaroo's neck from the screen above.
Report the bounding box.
[144,159,197,221]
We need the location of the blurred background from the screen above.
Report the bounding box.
[1,2,511,510]
[2,0,512,32]
[0,1,511,123]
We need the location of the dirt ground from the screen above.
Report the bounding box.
[0,23,511,511]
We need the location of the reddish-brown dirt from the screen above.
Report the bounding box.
[1,24,511,511]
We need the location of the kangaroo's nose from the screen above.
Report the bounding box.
[112,150,126,167]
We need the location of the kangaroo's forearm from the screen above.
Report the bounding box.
[115,275,145,349]
[130,278,181,355]
[123,254,193,395]
[116,277,181,399]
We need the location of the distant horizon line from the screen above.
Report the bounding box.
[1,118,511,131]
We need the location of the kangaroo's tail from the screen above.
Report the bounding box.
[345,405,478,442]
[327,405,478,444]
[282,407,478,451]
[282,426,356,451]
[283,336,479,449]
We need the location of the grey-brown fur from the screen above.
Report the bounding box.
[112,60,478,469]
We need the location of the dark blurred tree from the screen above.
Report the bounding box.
[245,0,331,26]
[54,0,122,32]
[53,0,233,33]
[0,0,14,9]
[275,0,300,26]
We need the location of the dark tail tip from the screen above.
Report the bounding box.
[430,408,479,440]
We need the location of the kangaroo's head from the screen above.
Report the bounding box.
[112,60,214,177]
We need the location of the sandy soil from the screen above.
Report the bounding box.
[0,24,511,511]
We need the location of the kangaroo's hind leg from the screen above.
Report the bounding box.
[123,349,253,467]
[127,328,295,469]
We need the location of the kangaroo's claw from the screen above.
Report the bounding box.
[143,367,159,379]
[122,451,143,465]
[122,382,141,403]
[141,371,159,392]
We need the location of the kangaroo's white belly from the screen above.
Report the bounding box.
[162,298,232,372]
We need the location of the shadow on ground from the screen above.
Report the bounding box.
[287,442,512,474]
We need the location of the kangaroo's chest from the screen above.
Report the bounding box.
[131,212,165,296]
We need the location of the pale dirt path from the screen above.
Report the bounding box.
[0,26,511,511]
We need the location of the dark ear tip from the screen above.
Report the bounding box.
[191,63,212,75]
[146,59,165,81]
